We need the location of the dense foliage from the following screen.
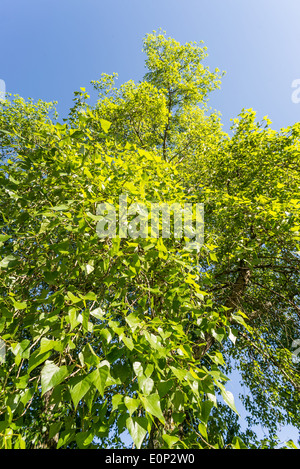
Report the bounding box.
[0,31,299,449]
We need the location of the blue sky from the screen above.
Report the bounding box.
[1,0,299,446]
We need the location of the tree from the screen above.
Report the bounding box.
[0,30,299,449]
[183,108,300,438]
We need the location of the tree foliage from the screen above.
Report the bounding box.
[0,30,299,449]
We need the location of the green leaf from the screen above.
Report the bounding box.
[126,416,148,449]
[162,434,180,448]
[228,328,238,345]
[90,307,105,320]
[124,396,140,416]
[57,430,75,449]
[100,118,111,133]
[112,394,123,411]
[49,204,69,211]
[199,400,214,424]
[84,263,94,275]
[15,435,26,449]
[81,291,97,301]
[69,375,91,408]
[285,439,298,449]
[75,431,94,449]
[0,234,10,242]
[198,421,208,440]
[220,388,239,415]
[28,350,51,374]
[133,361,144,377]
[100,328,112,344]
[0,255,17,268]
[170,366,187,382]
[11,299,27,310]
[140,377,154,395]
[173,390,185,411]
[157,380,174,398]
[67,291,81,304]
[15,375,29,390]
[232,313,248,329]
[88,364,109,397]
[140,394,165,423]
[122,335,134,350]
[11,339,30,359]
[208,351,225,366]
[40,338,56,353]
[49,422,62,440]
[82,309,90,332]
[209,252,218,262]
[68,307,80,331]
[41,361,69,396]
[125,313,140,332]
[231,436,248,449]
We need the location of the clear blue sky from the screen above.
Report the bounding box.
[1,0,299,446]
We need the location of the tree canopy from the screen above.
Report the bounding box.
[0,31,299,449]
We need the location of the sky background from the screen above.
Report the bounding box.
[1,0,299,446]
